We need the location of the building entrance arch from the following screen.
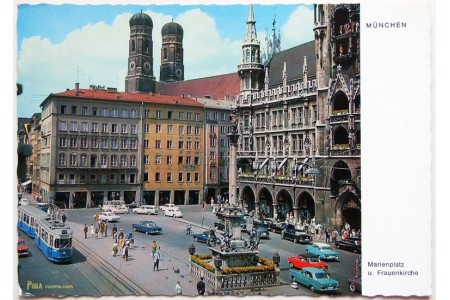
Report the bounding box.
[258,187,273,218]
[275,189,293,221]
[297,191,315,222]
[241,185,256,214]
[334,191,361,230]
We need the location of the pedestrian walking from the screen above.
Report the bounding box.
[153,249,161,271]
[104,223,108,238]
[151,241,158,255]
[90,224,95,238]
[325,228,330,243]
[118,236,124,252]
[112,224,118,240]
[112,242,118,257]
[197,277,206,295]
[100,222,105,238]
[95,226,99,239]
[61,211,67,223]
[83,224,88,239]
[175,281,182,295]
[123,242,130,261]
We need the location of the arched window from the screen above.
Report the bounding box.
[130,155,136,167]
[111,155,117,167]
[145,40,149,53]
[100,155,108,167]
[58,153,66,166]
[131,40,136,52]
[90,154,97,168]
[120,155,127,167]
[70,153,77,166]
[80,154,87,167]
[332,91,349,114]
[333,126,349,146]
[163,48,168,60]
[246,49,250,63]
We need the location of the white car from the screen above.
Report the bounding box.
[160,203,176,212]
[109,205,129,214]
[133,205,159,215]
[95,211,120,222]
[164,207,183,218]
[19,198,29,206]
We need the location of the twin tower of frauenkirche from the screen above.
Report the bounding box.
[124,6,264,96]
[125,11,184,94]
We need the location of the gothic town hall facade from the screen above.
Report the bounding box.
[234,4,361,230]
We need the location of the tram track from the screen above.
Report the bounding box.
[72,236,149,296]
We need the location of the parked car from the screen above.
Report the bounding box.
[132,221,162,235]
[288,254,329,271]
[126,202,138,209]
[133,205,159,215]
[334,238,361,253]
[290,267,339,292]
[19,198,29,206]
[269,221,286,234]
[17,237,30,257]
[95,211,120,222]
[35,203,50,212]
[253,218,279,228]
[109,205,129,214]
[252,225,270,239]
[163,207,183,218]
[193,230,221,244]
[160,203,177,212]
[281,224,312,243]
[306,242,339,261]
[347,276,362,293]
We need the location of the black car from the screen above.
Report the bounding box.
[281,224,312,244]
[253,225,270,239]
[254,219,286,234]
[334,238,361,253]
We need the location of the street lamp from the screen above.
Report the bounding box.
[214,258,223,270]
[273,251,280,267]
[188,244,196,256]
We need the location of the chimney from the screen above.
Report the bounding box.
[75,83,80,92]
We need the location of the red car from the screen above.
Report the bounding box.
[287,255,329,271]
[17,237,30,257]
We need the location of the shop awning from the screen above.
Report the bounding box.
[20,180,32,186]
[258,158,270,170]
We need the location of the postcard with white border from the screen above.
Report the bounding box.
[12,0,434,299]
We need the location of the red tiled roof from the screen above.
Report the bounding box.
[54,89,204,107]
[156,73,240,100]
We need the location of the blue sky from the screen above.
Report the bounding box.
[15,2,315,117]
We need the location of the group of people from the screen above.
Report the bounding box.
[324,222,362,243]
[83,221,109,239]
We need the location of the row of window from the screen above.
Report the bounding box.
[145,172,200,183]
[58,153,137,168]
[56,171,201,184]
[58,173,137,184]
[144,139,201,150]
[143,110,201,121]
[59,137,138,150]
[60,105,138,118]
[145,155,201,165]
[58,121,138,134]
[147,124,202,135]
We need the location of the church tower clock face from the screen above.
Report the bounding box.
[144,62,151,71]
[129,60,135,69]
[175,68,182,77]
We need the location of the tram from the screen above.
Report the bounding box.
[17,205,73,263]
